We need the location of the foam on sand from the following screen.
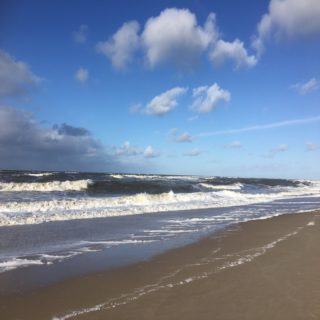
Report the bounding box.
[52,223,306,320]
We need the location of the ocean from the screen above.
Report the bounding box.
[1,170,320,288]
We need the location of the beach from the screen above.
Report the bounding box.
[1,210,319,320]
[2,0,320,318]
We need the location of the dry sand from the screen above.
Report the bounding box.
[1,210,320,320]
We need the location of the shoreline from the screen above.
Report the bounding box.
[1,210,320,319]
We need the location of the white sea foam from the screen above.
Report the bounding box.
[199,182,243,190]
[110,174,125,179]
[0,251,83,273]
[80,239,157,245]
[0,238,158,273]
[111,174,200,181]
[0,258,45,273]
[0,179,92,192]
[218,229,300,270]
[26,172,55,177]
[1,181,320,226]
[307,221,315,226]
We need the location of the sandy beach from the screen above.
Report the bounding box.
[1,210,320,320]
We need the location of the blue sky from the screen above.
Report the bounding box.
[0,0,319,178]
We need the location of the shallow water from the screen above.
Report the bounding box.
[0,170,320,284]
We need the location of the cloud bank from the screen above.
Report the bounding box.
[0,106,159,172]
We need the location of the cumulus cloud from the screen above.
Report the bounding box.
[74,67,89,83]
[73,24,88,44]
[291,78,319,95]
[96,21,140,70]
[306,142,319,151]
[184,148,202,157]
[210,39,257,69]
[253,0,320,55]
[142,9,217,68]
[115,142,160,159]
[175,132,194,143]
[115,141,141,157]
[0,106,124,171]
[0,50,42,99]
[224,141,242,148]
[190,83,230,113]
[169,129,194,143]
[97,8,255,70]
[144,146,160,158]
[144,87,187,116]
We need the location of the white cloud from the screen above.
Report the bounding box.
[96,21,140,70]
[116,141,141,156]
[306,142,319,151]
[291,78,319,95]
[74,67,89,83]
[253,0,320,54]
[210,39,257,69]
[142,9,217,68]
[145,87,187,116]
[169,129,194,143]
[0,50,42,98]
[175,132,193,143]
[73,24,88,44]
[191,83,230,113]
[224,141,242,148]
[184,148,201,157]
[144,145,160,158]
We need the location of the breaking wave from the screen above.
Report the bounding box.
[1,181,320,226]
[198,182,243,190]
[0,179,92,192]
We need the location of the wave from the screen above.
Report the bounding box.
[1,181,320,226]
[0,179,92,192]
[110,174,201,181]
[0,258,45,273]
[25,172,55,177]
[198,182,243,190]
[0,238,157,273]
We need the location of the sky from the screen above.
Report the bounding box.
[0,0,319,179]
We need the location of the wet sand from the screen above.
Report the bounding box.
[1,210,320,320]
